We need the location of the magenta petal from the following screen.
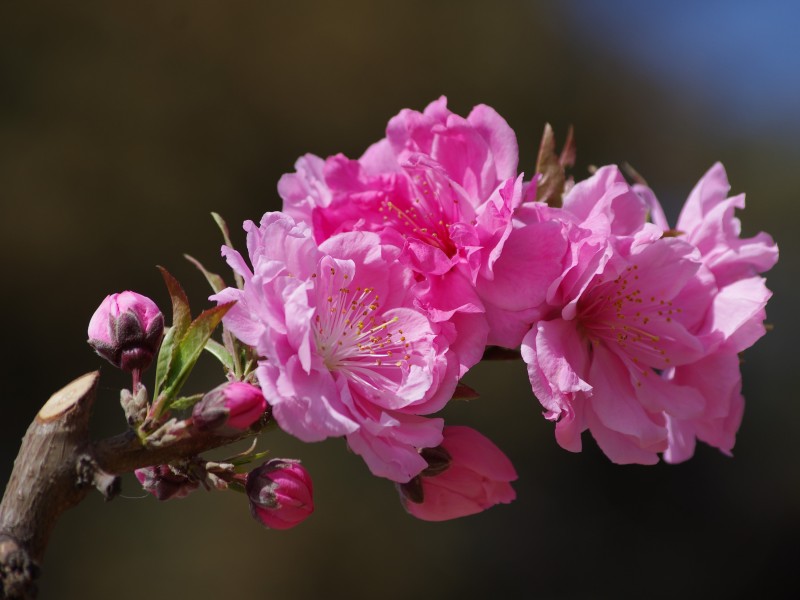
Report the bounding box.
[663,416,698,464]
[466,104,519,182]
[708,277,772,353]
[587,348,667,449]
[402,426,517,521]
[440,426,518,481]
[677,162,731,232]
[585,408,662,465]
[346,411,444,483]
[522,321,592,416]
[269,358,359,442]
[477,219,568,313]
[402,238,455,276]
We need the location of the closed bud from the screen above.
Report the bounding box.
[87,291,164,372]
[192,382,267,433]
[245,459,313,530]
[135,465,199,501]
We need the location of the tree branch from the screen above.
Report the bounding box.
[0,372,267,599]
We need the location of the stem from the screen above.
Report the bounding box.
[131,369,141,394]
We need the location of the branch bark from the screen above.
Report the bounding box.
[0,372,265,599]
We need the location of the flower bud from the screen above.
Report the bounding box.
[192,382,267,433]
[135,465,199,501]
[245,459,313,530]
[87,291,164,372]
[399,426,517,521]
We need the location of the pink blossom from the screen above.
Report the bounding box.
[633,163,778,462]
[246,459,314,530]
[512,164,778,464]
[279,97,524,375]
[87,291,164,373]
[398,426,517,521]
[478,165,651,348]
[213,212,456,482]
[513,166,726,464]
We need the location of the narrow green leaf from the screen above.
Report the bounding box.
[204,338,235,372]
[231,450,270,468]
[211,211,236,251]
[184,253,227,294]
[211,212,244,290]
[154,325,177,398]
[168,393,205,412]
[160,302,235,408]
[157,266,192,338]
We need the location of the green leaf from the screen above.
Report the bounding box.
[204,338,235,372]
[231,450,270,469]
[184,253,227,294]
[154,325,178,398]
[154,267,193,399]
[168,393,205,412]
[211,211,235,250]
[211,212,244,290]
[159,302,235,411]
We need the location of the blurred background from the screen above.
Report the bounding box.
[1,1,798,598]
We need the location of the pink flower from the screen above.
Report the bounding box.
[478,165,651,348]
[87,291,164,372]
[279,97,524,375]
[192,381,268,433]
[213,212,456,482]
[511,164,778,464]
[513,166,726,464]
[398,426,517,521]
[246,459,314,530]
[633,163,778,462]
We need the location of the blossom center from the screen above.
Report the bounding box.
[377,168,464,256]
[311,269,413,380]
[577,264,682,383]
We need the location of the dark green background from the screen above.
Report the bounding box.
[1,2,797,598]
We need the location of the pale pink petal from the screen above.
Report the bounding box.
[346,410,444,483]
[268,358,359,442]
[467,104,519,181]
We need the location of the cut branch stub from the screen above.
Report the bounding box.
[0,372,101,599]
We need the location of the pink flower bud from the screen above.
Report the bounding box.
[246,459,314,530]
[398,426,517,521]
[87,291,164,372]
[192,382,268,433]
[135,465,199,501]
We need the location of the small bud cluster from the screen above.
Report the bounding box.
[134,457,314,531]
[87,287,312,529]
